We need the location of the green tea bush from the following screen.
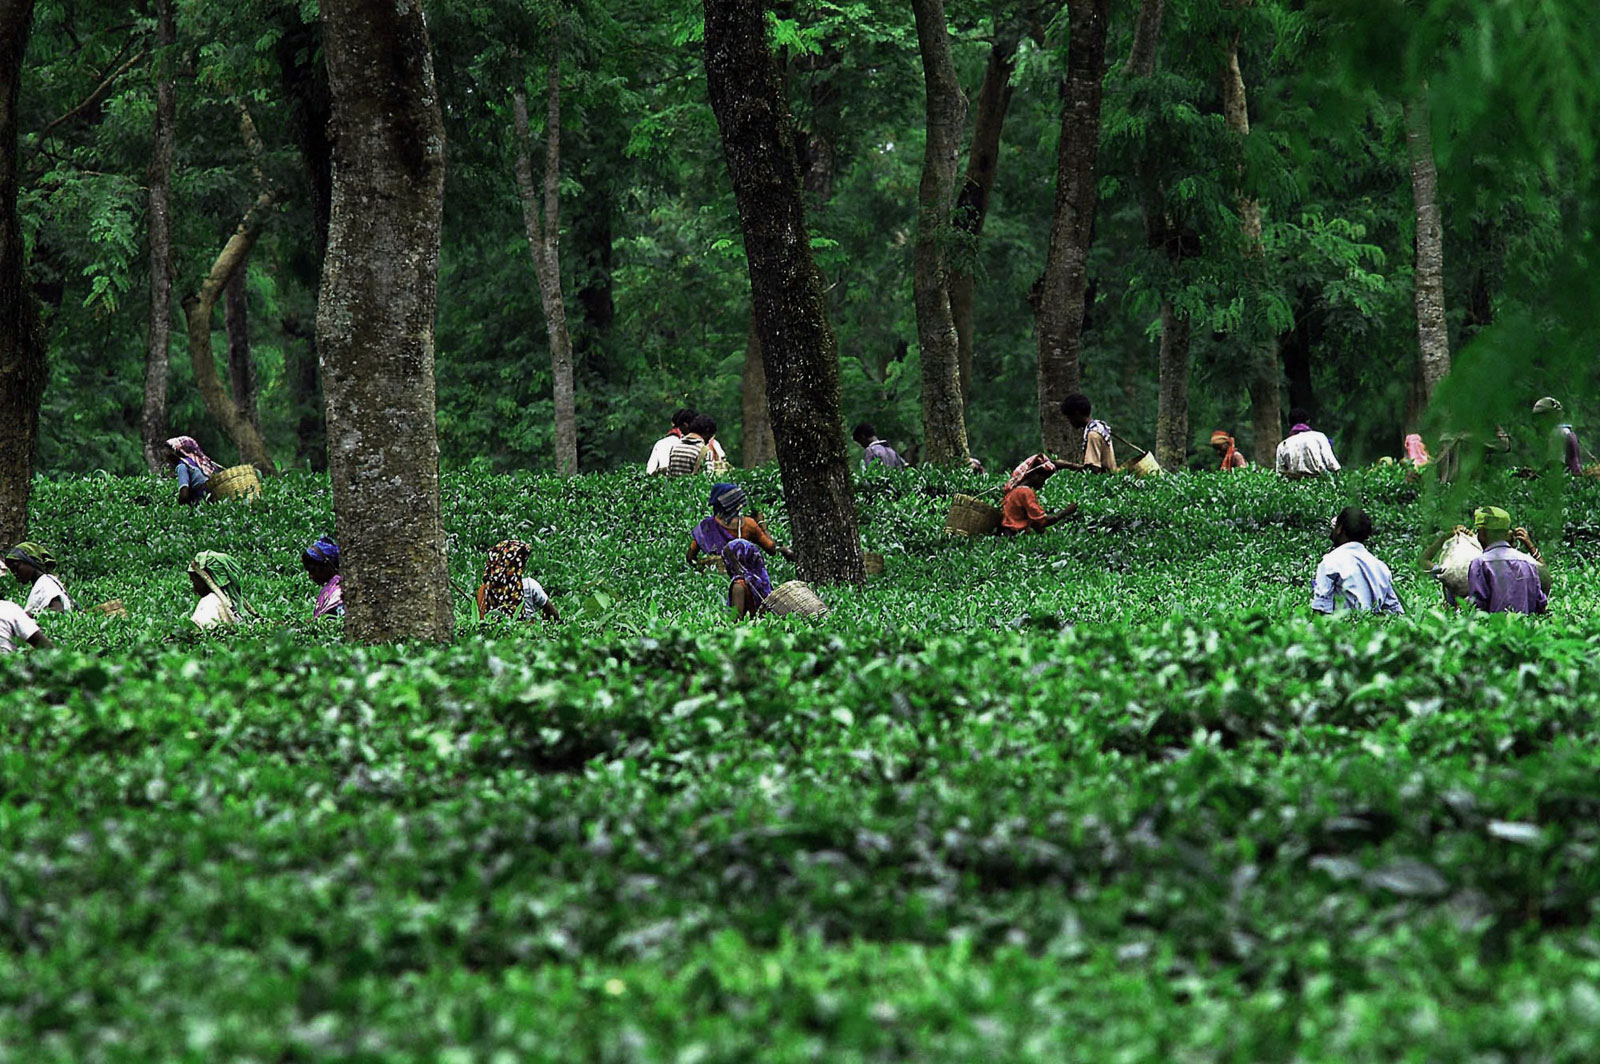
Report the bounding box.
[6,466,1600,1060]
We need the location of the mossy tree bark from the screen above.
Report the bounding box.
[909,0,970,465]
[140,0,176,475]
[317,0,455,642]
[0,0,44,547]
[1035,0,1109,457]
[702,0,863,585]
[225,261,258,430]
[740,313,776,466]
[1407,89,1450,403]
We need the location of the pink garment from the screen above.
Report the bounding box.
[1404,434,1430,466]
[1005,453,1058,492]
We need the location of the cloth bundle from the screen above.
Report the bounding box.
[1432,531,1483,597]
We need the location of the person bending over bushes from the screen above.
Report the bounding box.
[1000,455,1078,535]
[723,539,772,621]
[165,435,222,505]
[188,551,250,628]
[687,483,795,569]
[1311,507,1403,615]
[4,542,72,615]
[478,540,560,623]
[0,599,53,652]
[1059,394,1117,472]
[303,537,344,620]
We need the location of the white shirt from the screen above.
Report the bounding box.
[1313,541,1404,614]
[191,592,237,629]
[1276,430,1341,477]
[522,577,550,615]
[0,600,40,652]
[647,434,680,474]
[24,574,71,616]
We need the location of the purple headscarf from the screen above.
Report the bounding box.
[723,538,772,606]
[166,435,222,475]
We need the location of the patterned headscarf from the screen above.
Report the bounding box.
[1005,453,1058,493]
[1404,434,1431,465]
[723,538,773,606]
[166,436,222,476]
[303,537,341,567]
[1533,397,1563,415]
[710,483,747,521]
[5,541,56,573]
[481,540,533,619]
[189,551,247,612]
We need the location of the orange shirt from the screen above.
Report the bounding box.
[1000,487,1050,534]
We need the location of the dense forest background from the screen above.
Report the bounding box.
[15,0,1600,476]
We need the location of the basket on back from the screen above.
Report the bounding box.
[1127,451,1163,477]
[209,465,262,502]
[945,494,1002,537]
[765,580,829,618]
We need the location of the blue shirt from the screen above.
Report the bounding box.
[176,463,209,491]
[1313,541,1404,614]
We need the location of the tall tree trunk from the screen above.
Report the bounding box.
[1035,0,1109,457]
[1220,29,1280,465]
[741,314,777,466]
[1128,0,1191,470]
[181,108,276,473]
[909,0,970,465]
[224,259,258,429]
[512,46,578,477]
[0,0,44,547]
[140,0,176,474]
[1407,89,1449,402]
[702,0,863,585]
[951,35,1018,407]
[318,0,453,643]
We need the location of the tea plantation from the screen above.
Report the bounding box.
[7,466,1600,1061]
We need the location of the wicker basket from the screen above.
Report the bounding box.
[764,580,829,617]
[863,551,885,575]
[209,464,262,501]
[1127,451,1163,477]
[945,493,1002,537]
[92,599,128,618]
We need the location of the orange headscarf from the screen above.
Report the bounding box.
[1210,431,1240,471]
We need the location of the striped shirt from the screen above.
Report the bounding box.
[667,434,711,476]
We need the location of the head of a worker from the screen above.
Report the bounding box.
[1289,408,1313,431]
[1473,506,1513,549]
[689,414,716,442]
[852,422,876,448]
[1532,396,1563,420]
[1330,506,1372,547]
[1210,431,1234,456]
[672,408,696,433]
[1060,393,1092,430]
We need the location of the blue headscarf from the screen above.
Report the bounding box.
[709,483,746,521]
[723,538,772,606]
[304,536,341,566]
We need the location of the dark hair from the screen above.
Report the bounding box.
[1336,506,1373,543]
[672,408,697,430]
[1289,407,1311,425]
[1060,393,1092,418]
[853,422,876,446]
[689,413,717,439]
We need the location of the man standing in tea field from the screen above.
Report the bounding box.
[853,422,908,470]
[647,408,697,474]
[1311,507,1404,615]
[1058,393,1118,472]
[1463,506,1549,615]
[1276,408,1342,479]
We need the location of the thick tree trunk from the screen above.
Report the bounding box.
[512,47,578,477]
[224,260,258,429]
[140,0,176,474]
[951,35,1017,406]
[1407,90,1449,402]
[318,0,454,642]
[1035,0,1109,456]
[0,0,44,547]
[1153,301,1190,469]
[741,314,776,467]
[181,109,277,474]
[1220,30,1280,464]
[702,0,863,585]
[909,0,970,465]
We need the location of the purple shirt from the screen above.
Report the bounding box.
[862,440,906,470]
[1467,542,1548,614]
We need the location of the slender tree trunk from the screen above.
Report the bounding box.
[1220,30,1280,464]
[1035,0,1109,456]
[318,0,453,642]
[224,259,258,429]
[1407,89,1449,401]
[140,0,176,474]
[909,0,970,465]
[512,46,577,477]
[741,314,776,466]
[181,108,276,473]
[1128,0,1191,470]
[951,35,1018,407]
[0,0,44,547]
[702,0,863,585]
